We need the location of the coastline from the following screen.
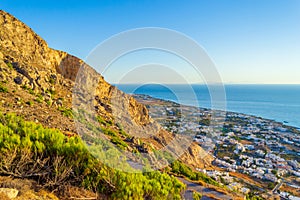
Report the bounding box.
[116,84,300,129]
[132,93,300,132]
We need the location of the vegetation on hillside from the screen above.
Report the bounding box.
[192,190,203,200]
[171,160,222,187]
[0,112,185,199]
[0,83,8,93]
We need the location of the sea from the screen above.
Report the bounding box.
[116,84,300,129]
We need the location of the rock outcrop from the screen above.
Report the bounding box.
[0,188,18,199]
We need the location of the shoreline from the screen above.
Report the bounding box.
[132,93,300,131]
[116,84,300,129]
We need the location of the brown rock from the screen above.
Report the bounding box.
[13,76,22,85]
[0,188,19,199]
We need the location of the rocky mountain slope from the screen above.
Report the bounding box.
[0,10,219,199]
[0,9,213,168]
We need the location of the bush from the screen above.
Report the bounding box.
[34,94,44,103]
[0,84,8,93]
[110,136,128,149]
[35,97,43,103]
[26,101,33,106]
[46,89,56,96]
[59,107,73,118]
[46,100,51,106]
[171,160,221,187]
[28,88,35,95]
[49,77,56,85]
[6,62,13,69]
[119,128,130,138]
[193,190,202,200]
[21,85,28,90]
[97,116,108,126]
[267,182,275,189]
[246,193,264,200]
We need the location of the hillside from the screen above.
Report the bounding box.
[0,9,214,168]
[0,10,226,199]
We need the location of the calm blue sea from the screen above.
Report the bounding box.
[116,84,300,129]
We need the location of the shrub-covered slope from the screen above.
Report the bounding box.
[0,112,185,199]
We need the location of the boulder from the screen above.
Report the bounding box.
[0,188,19,199]
[13,76,22,85]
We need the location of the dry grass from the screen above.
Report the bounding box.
[0,176,35,191]
[240,140,252,145]
[15,190,59,200]
[0,176,102,200]
[0,176,58,199]
[0,193,10,200]
[281,184,300,197]
[203,192,245,200]
[59,185,99,200]
[229,171,264,188]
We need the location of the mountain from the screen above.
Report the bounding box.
[0,9,213,168]
[0,10,220,199]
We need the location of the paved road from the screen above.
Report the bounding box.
[178,177,233,200]
[272,179,283,193]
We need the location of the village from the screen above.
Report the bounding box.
[134,94,300,199]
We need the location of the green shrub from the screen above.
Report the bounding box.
[26,101,33,106]
[119,128,130,138]
[21,85,28,90]
[97,116,108,126]
[193,190,202,200]
[36,93,43,99]
[35,97,43,103]
[0,84,8,93]
[246,193,264,200]
[46,100,51,106]
[46,89,56,96]
[49,77,56,85]
[28,88,35,95]
[110,136,128,149]
[171,160,221,187]
[6,62,13,69]
[99,127,116,137]
[34,94,44,103]
[59,107,73,118]
[267,182,275,189]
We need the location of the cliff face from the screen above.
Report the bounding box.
[0,10,213,170]
[0,10,151,128]
[0,10,66,72]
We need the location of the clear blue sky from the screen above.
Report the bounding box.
[1,0,300,84]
